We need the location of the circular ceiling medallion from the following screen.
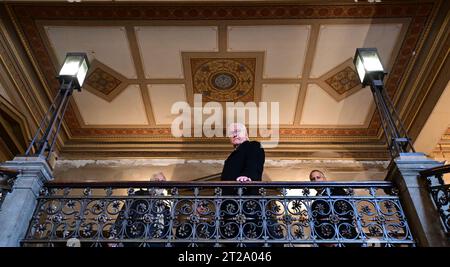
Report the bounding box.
[211,72,237,90]
[192,58,255,102]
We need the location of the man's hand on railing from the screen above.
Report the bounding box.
[236,176,252,183]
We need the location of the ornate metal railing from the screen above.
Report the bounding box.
[21,181,415,247]
[420,165,450,234]
[0,167,18,210]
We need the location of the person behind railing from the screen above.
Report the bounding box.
[220,122,265,247]
[108,172,171,247]
[309,170,359,247]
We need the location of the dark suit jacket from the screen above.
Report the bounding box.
[220,141,265,245]
[221,140,265,182]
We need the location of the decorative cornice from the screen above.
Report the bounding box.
[59,149,390,161]
[405,10,450,138]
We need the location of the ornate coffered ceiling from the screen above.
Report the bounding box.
[2,1,444,159]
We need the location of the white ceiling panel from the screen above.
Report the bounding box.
[310,23,403,78]
[148,84,188,125]
[261,84,300,125]
[228,25,310,79]
[45,26,137,79]
[136,26,218,79]
[300,84,373,126]
[73,85,148,125]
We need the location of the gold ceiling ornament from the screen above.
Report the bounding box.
[191,58,255,102]
[316,58,364,102]
[85,68,122,96]
[82,59,128,102]
[325,66,361,95]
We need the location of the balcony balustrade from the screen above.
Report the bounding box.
[420,165,450,235]
[21,181,415,247]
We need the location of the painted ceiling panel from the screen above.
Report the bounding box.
[45,26,137,79]
[300,84,374,126]
[73,85,148,125]
[310,23,403,78]
[136,26,218,79]
[228,25,310,78]
[261,84,300,125]
[148,84,188,125]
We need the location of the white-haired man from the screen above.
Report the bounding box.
[220,123,265,247]
[221,122,265,183]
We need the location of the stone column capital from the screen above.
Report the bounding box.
[0,156,54,246]
[2,156,53,179]
[1,156,53,196]
[386,153,442,187]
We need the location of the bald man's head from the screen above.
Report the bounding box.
[309,170,326,182]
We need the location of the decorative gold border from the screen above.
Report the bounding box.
[0,95,31,153]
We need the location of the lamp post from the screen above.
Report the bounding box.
[353,48,414,158]
[25,52,89,160]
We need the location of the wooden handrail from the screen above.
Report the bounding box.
[419,164,450,178]
[191,172,222,181]
[0,167,18,176]
[44,180,394,188]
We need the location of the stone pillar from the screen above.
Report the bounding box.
[0,156,53,247]
[386,152,449,247]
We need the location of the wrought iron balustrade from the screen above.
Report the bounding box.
[21,181,415,247]
[420,165,450,234]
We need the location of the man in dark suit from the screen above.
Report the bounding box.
[221,123,265,184]
[220,123,265,246]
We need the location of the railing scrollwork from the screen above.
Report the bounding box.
[21,181,415,247]
[420,165,450,234]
